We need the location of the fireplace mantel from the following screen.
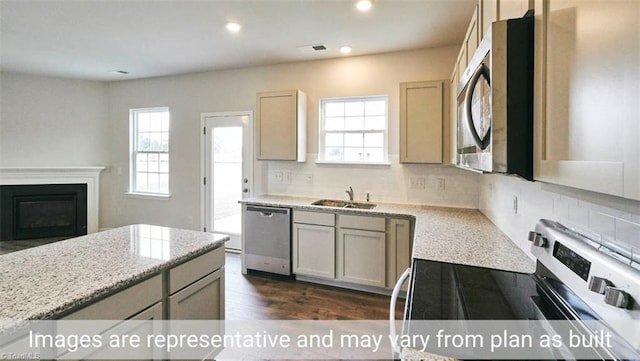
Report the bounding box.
[0,167,105,233]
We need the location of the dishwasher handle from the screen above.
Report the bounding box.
[245,205,290,216]
[390,267,411,354]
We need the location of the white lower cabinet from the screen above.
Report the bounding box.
[167,247,225,320]
[168,269,224,320]
[292,210,336,279]
[387,218,412,290]
[337,228,386,287]
[336,214,387,288]
[291,210,413,292]
[58,247,225,322]
[293,223,336,279]
[58,278,164,361]
[167,249,225,361]
[62,274,163,320]
[80,303,164,361]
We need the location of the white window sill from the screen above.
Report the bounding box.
[126,192,172,200]
[315,160,391,166]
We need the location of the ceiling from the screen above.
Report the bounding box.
[0,0,476,82]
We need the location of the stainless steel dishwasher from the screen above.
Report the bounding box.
[244,205,291,275]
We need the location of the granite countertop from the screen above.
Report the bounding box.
[240,195,535,274]
[0,225,228,321]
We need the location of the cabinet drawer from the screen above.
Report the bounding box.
[338,214,385,232]
[169,247,225,294]
[169,268,224,320]
[293,210,335,226]
[62,274,162,320]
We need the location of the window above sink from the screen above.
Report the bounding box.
[317,96,389,165]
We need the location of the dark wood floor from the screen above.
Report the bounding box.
[225,252,405,321]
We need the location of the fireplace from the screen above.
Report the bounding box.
[0,184,88,241]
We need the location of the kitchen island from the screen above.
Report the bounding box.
[0,224,228,321]
[240,195,535,274]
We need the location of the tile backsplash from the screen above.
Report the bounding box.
[479,173,640,261]
[266,154,479,208]
[266,156,640,263]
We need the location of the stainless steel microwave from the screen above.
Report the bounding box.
[456,14,534,180]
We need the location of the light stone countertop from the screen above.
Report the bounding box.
[241,195,535,274]
[0,225,228,321]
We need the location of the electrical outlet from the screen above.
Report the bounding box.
[437,178,446,191]
[273,171,283,183]
[409,177,426,189]
[284,171,293,183]
[304,173,313,184]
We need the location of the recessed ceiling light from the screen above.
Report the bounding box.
[339,45,353,54]
[225,21,241,33]
[356,0,373,12]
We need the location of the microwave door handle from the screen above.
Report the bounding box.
[464,62,491,150]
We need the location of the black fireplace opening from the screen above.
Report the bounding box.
[0,184,88,241]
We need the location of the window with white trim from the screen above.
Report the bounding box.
[130,107,170,196]
[318,96,388,163]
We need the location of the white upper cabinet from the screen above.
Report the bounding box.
[481,0,532,39]
[256,90,306,162]
[400,81,444,163]
[499,0,532,21]
[534,0,639,200]
[464,6,480,67]
[481,0,498,38]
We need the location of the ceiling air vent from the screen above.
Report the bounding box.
[296,44,327,53]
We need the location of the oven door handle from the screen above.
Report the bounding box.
[390,267,411,354]
[530,296,591,360]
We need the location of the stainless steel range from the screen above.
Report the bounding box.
[398,219,640,360]
[528,219,640,358]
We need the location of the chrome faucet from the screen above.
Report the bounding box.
[346,186,354,201]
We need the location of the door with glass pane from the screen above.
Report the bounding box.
[204,112,252,251]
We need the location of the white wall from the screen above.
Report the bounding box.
[103,46,480,230]
[0,72,110,166]
[479,173,640,260]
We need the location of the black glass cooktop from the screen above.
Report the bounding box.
[405,259,538,321]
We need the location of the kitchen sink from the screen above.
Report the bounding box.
[311,199,376,209]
